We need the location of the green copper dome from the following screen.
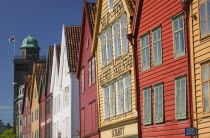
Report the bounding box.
[20,35,40,49]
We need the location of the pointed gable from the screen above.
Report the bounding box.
[65,26,81,72]
[22,75,32,114]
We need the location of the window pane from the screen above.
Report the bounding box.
[208,0,210,16]
[146,47,150,67]
[122,31,128,53]
[180,30,185,53]
[109,84,115,117]
[179,16,184,29]
[153,31,157,42]
[146,35,149,46]
[174,20,179,31]
[208,17,210,33]
[158,42,162,62]
[200,3,207,20]
[175,33,179,54]
[203,83,209,112]
[202,66,208,80]
[201,20,207,36]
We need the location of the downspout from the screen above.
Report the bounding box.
[183,0,194,137]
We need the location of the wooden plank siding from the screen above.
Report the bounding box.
[135,0,193,137]
[92,0,138,136]
[190,0,210,137]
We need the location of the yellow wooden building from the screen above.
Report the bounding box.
[30,63,45,138]
[91,0,138,137]
[189,0,210,137]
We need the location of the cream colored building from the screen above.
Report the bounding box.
[91,0,138,137]
[30,63,45,138]
[190,0,210,137]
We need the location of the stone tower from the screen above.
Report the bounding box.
[13,35,45,137]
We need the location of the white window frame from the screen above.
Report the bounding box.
[172,14,185,58]
[143,86,152,125]
[120,14,128,54]
[100,33,107,67]
[201,63,210,113]
[154,83,164,123]
[141,33,150,71]
[152,26,162,66]
[81,68,84,93]
[175,75,187,120]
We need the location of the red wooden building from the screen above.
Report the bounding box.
[132,0,193,137]
[76,1,99,138]
[39,45,58,138]
[22,75,32,138]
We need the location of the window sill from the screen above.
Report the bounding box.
[142,66,150,72]
[200,34,210,41]
[104,110,132,121]
[174,52,185,59]
[176,116,187,120]
[153,62,162,67]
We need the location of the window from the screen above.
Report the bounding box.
[28,114,30,126]
[100,14,128,67]
[65,87,69,106]
[81,69,84,92]
[19,100,23,110]
[100,33,107,67]
[86,38,89,49]
[103,74,131,119]
[89,58,96,86]
[116,78,124,114]
[202,64,210,112]
[26,96,28,107]
[124,75,131,112]
[175,76,187,119]
[113,22,121,58]
[143,87,151,125]
[152,27,162,66]
[141,34,150,71]
[200,0,210,36]
[109,83,116,117]
[108,0,114,11]
[173,14,185,58]
[107,28,113,63]
[121,15,128,54]
[103,87,109,119]
[154,83,164,123]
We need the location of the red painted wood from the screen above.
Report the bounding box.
[77,2,99,138]
[22,75,31,138]
[133,0,192,137]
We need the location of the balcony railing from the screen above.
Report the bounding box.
[100,0,124,29]
[14,54,46,59]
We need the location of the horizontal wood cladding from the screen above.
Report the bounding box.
[136,0,192,137]
[190,0,210,136]
[96,0,137,129]
[79,8,99,138]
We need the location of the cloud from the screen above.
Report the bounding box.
[0,106,12,110]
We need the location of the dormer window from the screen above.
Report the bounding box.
[108,0,114,11]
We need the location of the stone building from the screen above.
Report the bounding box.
[0,120,12,134]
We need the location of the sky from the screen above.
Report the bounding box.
[0,0,95,125]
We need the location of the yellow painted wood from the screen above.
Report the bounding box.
[190,0,210,137]
[30,65,40,138]
[92,0,138,137]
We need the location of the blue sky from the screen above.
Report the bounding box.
[0,0,94,125]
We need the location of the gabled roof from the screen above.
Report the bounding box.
[34,63,46,93]
[86,2,97,31]
[21,75,32,114]
[56,45,61,69]
[76,1,97,78]
[65,26,81,72]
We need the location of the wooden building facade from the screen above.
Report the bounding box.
[189,0,210,136]
[76,1,99,138]
[91,0,138,137]
[132,0,193,137]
